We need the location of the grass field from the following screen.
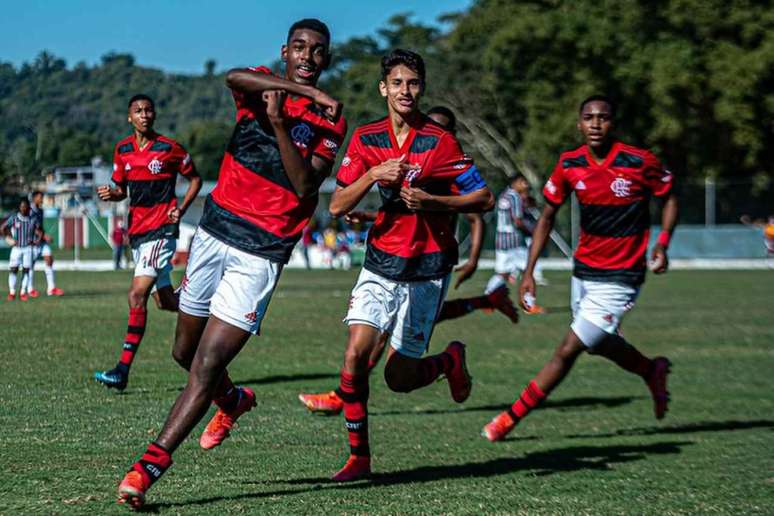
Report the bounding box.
[1,269,773,514]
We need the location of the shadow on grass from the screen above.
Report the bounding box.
[236,373,340,386]
[566,419,774,439]
[371,395,639,417]
[145,441,688,509]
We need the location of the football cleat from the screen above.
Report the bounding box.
[6,293,15,301]
[444,341,472,403]
[298,391,344,415]
[117,470,148,510]
[646,357,672,420]
[48,287,64,296]
[331,455,371,482]
[95,366,128,391]
[487,285,519,323]
[200,387,256,449]
[482,411,517,442]
[19,293,29,301]
[28,289,40,298]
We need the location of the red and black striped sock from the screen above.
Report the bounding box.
[118,307,147,371]
[212,373,239,411]
[131,442,172,488]
[336,371,370,457]
[414,351,454,389]
[507,380,546,424]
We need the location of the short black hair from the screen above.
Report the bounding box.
[511,173,527,183]
[128,94,155,110]
[427,106,456,133]
[287,18,330,45]
[31,190,43,198]
[19,198,29,207]
[579,95,616,117]
[381,49,425,83]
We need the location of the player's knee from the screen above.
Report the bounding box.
[171,346,192,370]
[343,344,371,371]
[127,288,146,307]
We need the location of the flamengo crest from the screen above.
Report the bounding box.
[291,122,313,147]
[610,177,632,197]
[148,158,163,174]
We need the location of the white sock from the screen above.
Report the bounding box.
[45,264,56,290]
[28,267,35,291]
[8,270,17,294]
[485,274,506,295]
[20,271,29,294]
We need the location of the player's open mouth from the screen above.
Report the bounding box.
[297,64,316,79]
[397,97,414,107]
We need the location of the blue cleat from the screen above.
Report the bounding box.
[94,366,128,391]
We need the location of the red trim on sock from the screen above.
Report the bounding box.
[511,380,546,419]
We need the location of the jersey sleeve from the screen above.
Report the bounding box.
[335,132,368,187]
[432,133,487,195]
[642,151,673,197]
[173,142,196,177]
[111,145,127,185]
[231,65,273,111]
[542,160,570,206]
[311,117,347,163]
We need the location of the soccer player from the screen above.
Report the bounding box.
[116,19,346,508]
[94,94,202,391]
[482,95,679,442]
[3,198,41,301]
[325,49,494,482]
[28,190,64,297]
[484,174,547,314]
[298,105,517,417]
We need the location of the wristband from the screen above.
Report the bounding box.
[656,230,671,248]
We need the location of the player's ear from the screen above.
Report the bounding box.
[281,44,288,63]
[378,80,387,98]
[321,50,331,71]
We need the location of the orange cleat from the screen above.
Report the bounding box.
[523,304,546,314]
[331,455,371,482]
[646,357,671,420]
[6,293,15,301]
[47,287,64,296]
[28,289,40,298]
[19,293,29,301]
[487,285,519,323]
[117,470,148,510]
[444,341,472,403]
[298,390,343,415]
[200,387,256,449]
[482,411,517,442]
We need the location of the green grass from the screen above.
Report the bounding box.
[1,269,773,514]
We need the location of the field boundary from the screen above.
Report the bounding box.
[2,258,771,271]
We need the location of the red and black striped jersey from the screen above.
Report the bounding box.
[201,66,348,263]
[337,115,488,281]
[112,134,195,247]
[543,141,673,285]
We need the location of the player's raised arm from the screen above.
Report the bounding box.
[262,89,337,198]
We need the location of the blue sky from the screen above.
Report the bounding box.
[1,0,472,74]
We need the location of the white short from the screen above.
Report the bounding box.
[179,228,282,335]
[570,276,640,348]
[344,268,451,358]
[9,246,33,269]
[495,247,528,276]
[132,238,176,289]
[33,243,52,261]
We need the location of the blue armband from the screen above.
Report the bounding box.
[454,165,486,194]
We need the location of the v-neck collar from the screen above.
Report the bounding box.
[133,133,157,152]
[584,140,620,168]
[387,115,417,154]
